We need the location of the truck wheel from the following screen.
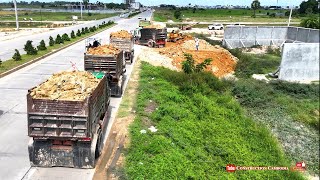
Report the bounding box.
[95,129,103,159]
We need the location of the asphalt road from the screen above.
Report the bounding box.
[0,10,152,180]
[0,12,129,62]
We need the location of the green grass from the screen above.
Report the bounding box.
[0,21,54,28]
[0,23,116,74]
[0,11,119,21]
[124,62,304,179]
[166,23,299,28]
[154,9,301,23]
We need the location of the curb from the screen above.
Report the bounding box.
[0,24,116,79]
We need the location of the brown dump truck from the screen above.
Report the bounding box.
[27,72,110,168]
[84,45,126,97]
[110,30,134,64]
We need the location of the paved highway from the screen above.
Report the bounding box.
[0,10,152,180]
[0,12,130,62]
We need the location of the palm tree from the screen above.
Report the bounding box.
[251,0,261,18]
[83,0,89,13]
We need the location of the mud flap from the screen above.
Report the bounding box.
[28,134,98,168]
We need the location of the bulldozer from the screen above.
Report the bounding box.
[168,30,184,42]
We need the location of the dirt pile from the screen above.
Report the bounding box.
[156,37,237,77]
[143,24,164,29]
[30,71,100,101]
[110,30,132,39]
[87,45,120,56]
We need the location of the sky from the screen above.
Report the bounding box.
[2,0,306,7]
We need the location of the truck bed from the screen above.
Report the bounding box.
[27,76,109,140]
[110,37,134,52]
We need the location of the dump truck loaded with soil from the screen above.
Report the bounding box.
[84,45,126,97]
[133,24,167,48]
[27,71,110,168]
[110,30,134,64]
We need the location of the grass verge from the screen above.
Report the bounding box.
[0,10,119,21]
[0,23,116,75]
[124,62,304,179]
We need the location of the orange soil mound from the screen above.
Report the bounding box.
[110,30,132,39]
[87,45,120,56]
[157,38,237,78]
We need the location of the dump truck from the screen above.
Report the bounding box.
[27,72,110,168]
[133,27,167,48]
[84,46,126,97]
[110,31,134,64]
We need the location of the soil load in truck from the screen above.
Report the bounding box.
[27,71,110,168]
[110,30,134,64]
[84,45,126,97]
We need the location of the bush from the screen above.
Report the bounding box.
[12,49,22,61]
[266,46,281,56]
[81,28,85,34]
[70,30,76,38]
[92,26,96,31]
[85,27,89,33]
[88,12,92,16]
[76,29,81,37]
[300,17,320,29]
[89,27,94,32]
[49,36,55,46]
[0,59,2,66]
[24,40,38,55]
[182,53,212,74]
[55,34,63,44]
[270,80,319,99]
[174,10,181,19]
[62,33,70,41]
[37,40,47,51]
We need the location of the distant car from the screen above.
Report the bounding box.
[208,23,224,30]
[138,17,142,19]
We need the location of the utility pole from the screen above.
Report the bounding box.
[80,2,83,20]
[287,7,292,26]
[13,0,19,31]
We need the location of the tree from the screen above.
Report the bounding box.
[70,30,76,38]
[85,27,89,33]
[49,36,55,46]
[62,33,70,41]
[37,40,47,51]
[55,34,63,44]
[81,27,86,34]
[0,59,2,66]
[300,17,320,29]
[193,7,196,13]
[76,29,82,36]
[12,49,22,61]
[182,54,212,74]
[251,0,261,18]
[24,40,38,55]
[174,10,181,19]
[299,0,319,14]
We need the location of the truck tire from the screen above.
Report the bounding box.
[95,129,103,159]
[147,40,154,48]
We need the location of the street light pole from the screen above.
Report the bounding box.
[80,2,83,20]
[13,0,19,31]
[287,7,292,26]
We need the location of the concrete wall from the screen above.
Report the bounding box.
[279,43,319,83]
[223,26,320,49]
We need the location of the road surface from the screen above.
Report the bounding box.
[0,12,130,62]
[0,10,152,180]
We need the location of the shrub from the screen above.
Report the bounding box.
[81,28,85,34]
[12,49,22,61]
[266,46,281,56]
[300,17,320,29]
[37,40,47,51]
[182,53,212,74]
[62,33,70,41]
[92,26,96,31]
[0,59,2,66]
[70,30,76,38]
[89,27,94,32]
[85,27,89,33]
[174,10,181,19]
[76,29,81,37]
[55,34,63,44]
[24,40,38,55]
[49,36,55,46]
[88,12,92,16]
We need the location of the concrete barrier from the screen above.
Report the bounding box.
[279,43,319,83]
[223,26,319,49]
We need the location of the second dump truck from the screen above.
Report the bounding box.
[110,30,134,64]
[28,71,110,168]
[84,45,126,97]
